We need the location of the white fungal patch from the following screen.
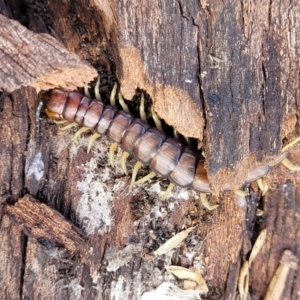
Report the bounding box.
[110,276,131,300]
[144,182,195,201]
[106,244,142,272]
[63,279,85,299]
[27,151,44,181]
[72,139,115,236]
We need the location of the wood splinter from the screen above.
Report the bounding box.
[3,194,86,259]
[264,250,298,300]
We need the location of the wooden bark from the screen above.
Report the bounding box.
[0,0,300,299]
[0,14,97,92]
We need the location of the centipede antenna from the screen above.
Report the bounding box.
[130,161,143,190]
[72,127,90,144]
[121,151,130,175]
[94,76,102,101]
[118,92,130,113]
[151,105,163,132]
[84,84,91,98]
[110,82,118,106]
[161,182,175,199]
[87,132,101,153]
[139,93,147,121]
[109,143,118,167]
[35,100,44,150]
[199,193,219,210]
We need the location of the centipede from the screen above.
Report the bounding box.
[38,78,300,210]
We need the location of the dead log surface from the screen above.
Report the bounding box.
[0,0,300,299]
[0,14,97,92]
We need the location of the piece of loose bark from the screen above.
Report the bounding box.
[3,194,86,259]
[0,14,97,93]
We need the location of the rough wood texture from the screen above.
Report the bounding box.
[0,0,300,299]
[3,194,86,258]
[0,14,97,92]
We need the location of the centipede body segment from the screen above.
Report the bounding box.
[41,86,299,202]
[42,89,215,194]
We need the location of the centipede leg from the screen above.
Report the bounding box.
[72,127,90,144]
[134,171,156,185]
[84,84,91,98]
[173,129,180,140]
[60,122,79,131]
[53,120,68,125]
[140,93,147,121]
[110,82,118,106]
[256,178,269,196]
[87,132,101,153]
[234,190,247,197]
[130,161,143,190]
[281,136,300,152]
[281,158,300,171]
[121,151,130,175]
[184,136,192,146]
[118,92,130,113]
[109,143,118,167]
[199,193,219,210]
[151,105,163,132]
[161,182,175,199]
[94,76,101,101]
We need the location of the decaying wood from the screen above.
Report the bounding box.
[3,194,86,258]
[0,0,300,299]
[0,14,97,92]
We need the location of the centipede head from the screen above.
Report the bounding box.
[41,89,68,120]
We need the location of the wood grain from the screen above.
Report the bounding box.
[0,14,97,92]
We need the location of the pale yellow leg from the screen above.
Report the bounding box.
[72,127,90,144]
[161,183,175,199]
[281,136,300,152]
[173,129,179,140]
[281,158,300,171]
[151,105,163,132]
[109,143,118,167]
[121,151,130,175]
[134,172,156,185]
[256,178,269,196]
[118,92,130,113]
[140,93,147,121]
[53,120,68,125]
[60,122,79,131]
[87,133,101,153]
[200,193,219,210]
[184,136,192,146]
[84,84,91,98]
[234,190,247,197]
[130,161,143,190]
[110,82,118,106]
[94,76,101,101]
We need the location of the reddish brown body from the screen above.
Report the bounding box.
[42,89,270,193]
